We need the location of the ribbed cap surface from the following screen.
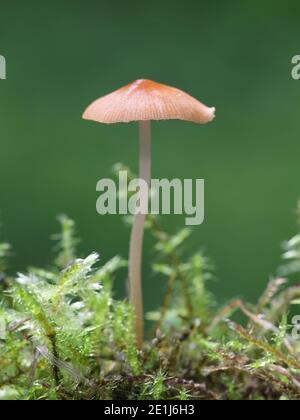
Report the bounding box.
[83,79,215,124]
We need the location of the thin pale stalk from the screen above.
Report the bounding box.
[129,121,151,348]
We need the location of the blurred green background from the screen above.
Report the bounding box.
[1,0,300,311]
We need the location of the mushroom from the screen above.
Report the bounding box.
[83,79,215,347]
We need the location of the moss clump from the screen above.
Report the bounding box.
[1,184,300,400]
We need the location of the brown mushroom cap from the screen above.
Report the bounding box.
[83,79,215,124]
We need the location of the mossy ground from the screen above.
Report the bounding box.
[1,168,300,401]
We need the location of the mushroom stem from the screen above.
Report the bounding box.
[129,121,151,348]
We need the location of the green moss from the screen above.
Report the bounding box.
[1,186,300,400]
